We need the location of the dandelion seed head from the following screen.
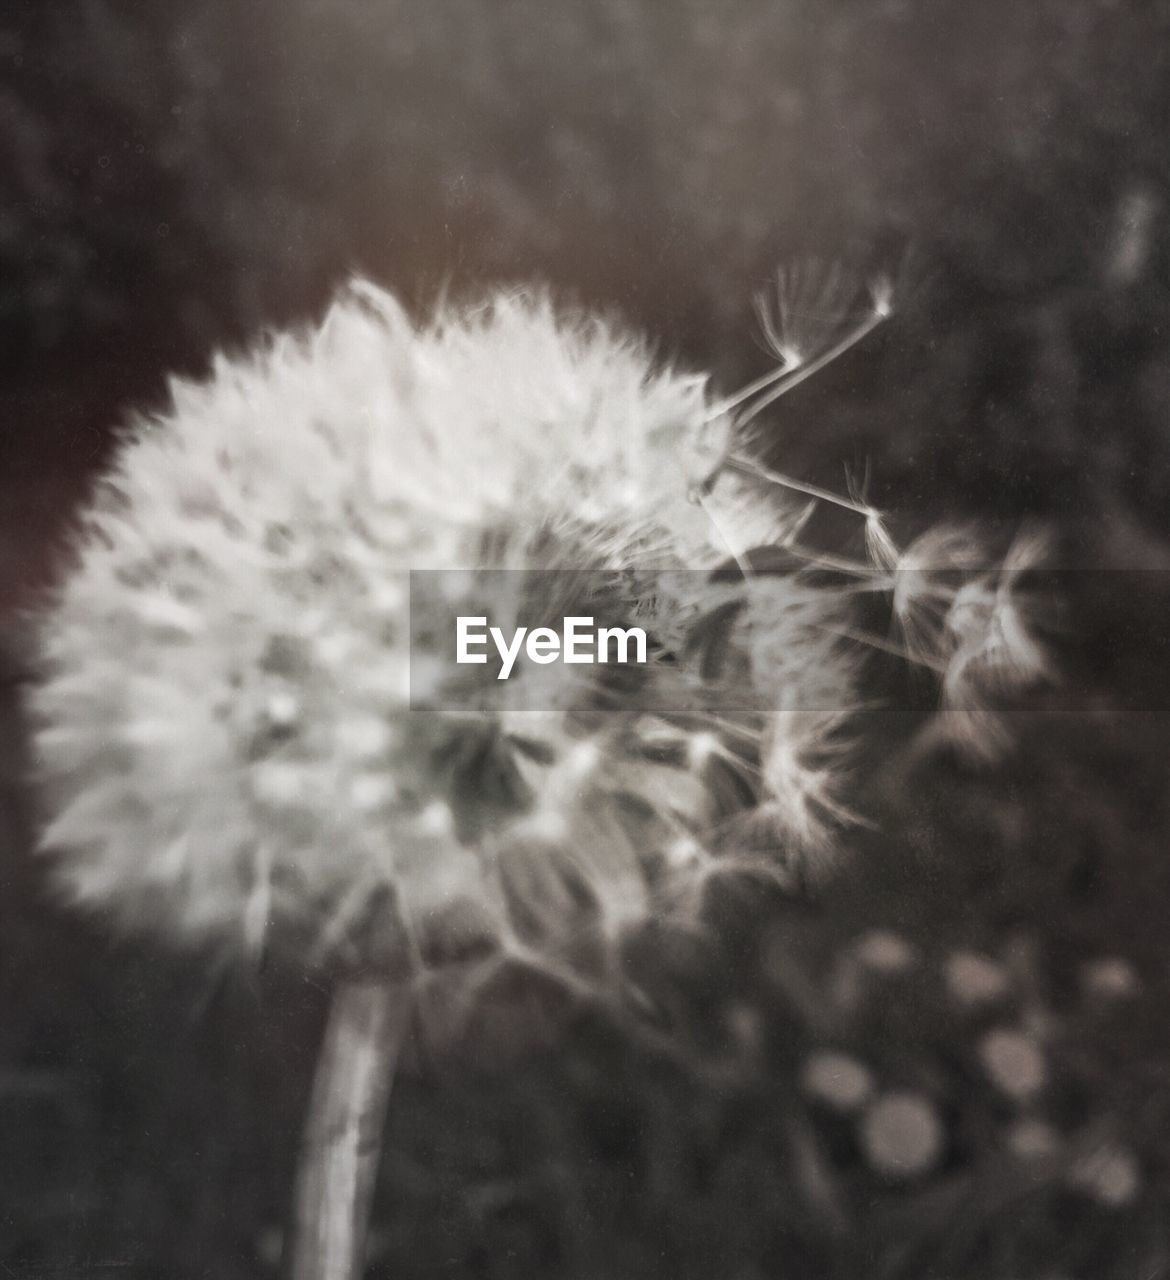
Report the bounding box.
[943,531,1051,704]
[32,281,745,968]
[29,268,1056,1035]
[756,260,867,367]
[892,525,987,664]
[897,526,1053,759]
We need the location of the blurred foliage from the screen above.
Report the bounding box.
[4,0,1170,519]
[7,619,1170,1279]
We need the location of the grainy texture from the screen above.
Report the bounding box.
[4,3,1170,1278]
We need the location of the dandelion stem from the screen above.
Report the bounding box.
[700,352,801,422]
[727,455,879,523]
[286,976,410,1280]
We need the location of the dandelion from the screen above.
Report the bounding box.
[938,530,1052,757]
[31,281,754,1280]
[34,275,914,1276]
[32,283,729,959]
[729,267,893,431]
[891,525,988,666]
[28,267,1054,1275]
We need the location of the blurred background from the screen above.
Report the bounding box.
[4,2,1170,1276]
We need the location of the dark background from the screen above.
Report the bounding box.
[4,2,1170,1276]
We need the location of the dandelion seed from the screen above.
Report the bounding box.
[891,525,986,666]
[28,270,1056,1279]
[32,281,741,965]
[898,527,1054,759]
[870,275,894,319]
[706,262,892,429]
[864,508,899,572]
[735,291,892,431]
[944,531,1051,703]
[757,259,869,368]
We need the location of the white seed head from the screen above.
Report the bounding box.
[28,269,1056,1018]
[31,281,745,966]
